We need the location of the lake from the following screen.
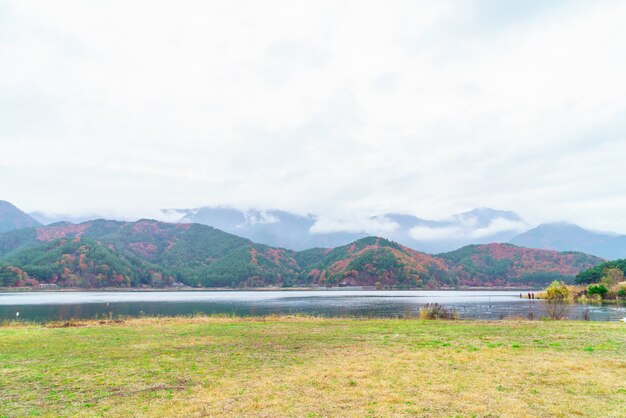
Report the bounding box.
[0,290,624,322]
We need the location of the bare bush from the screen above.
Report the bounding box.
[419,303,458,320]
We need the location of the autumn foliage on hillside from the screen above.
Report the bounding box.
[0,220,605,289]
[307,237,457,288]
[440,243,604,286]
[0,237,172,288]
[0,265,33,287]
[36,223,90,241]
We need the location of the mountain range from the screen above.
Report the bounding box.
[165,206,530,253]
[0,215,603,289]
[174,207,626,259]
[22,203,626,259]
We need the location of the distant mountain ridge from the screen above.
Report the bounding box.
[509,223,626,260]
[168,206,529,253]
[0,218,603,289]
[0,200,41,233]
[171,207,626,259]
[29,211,101,226]
[2,199,623,260]
[169,207,365,250]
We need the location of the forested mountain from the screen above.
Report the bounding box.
[0,200,41,233]
[0,220,304,288]
[304,237,456,288]
[0,238,158,287]
[440,243,604,286]
[0,219,605,289]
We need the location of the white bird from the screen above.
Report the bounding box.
[16,312,19,318]
[620,317,626,323]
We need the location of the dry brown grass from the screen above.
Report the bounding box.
[1,317,624,417]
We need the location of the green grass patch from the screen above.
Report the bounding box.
[0,316,624,417]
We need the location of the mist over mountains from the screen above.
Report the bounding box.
[0,199,615,289]
[15,201,626,260]
[166,206,529,254]
[166,206,626,260]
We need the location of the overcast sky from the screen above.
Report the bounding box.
[1,0,626,232]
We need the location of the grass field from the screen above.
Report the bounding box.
[1,317,624,417]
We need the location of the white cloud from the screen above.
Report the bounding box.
[310,216,399,235]
[1,1,626,233]
[469,218,528,239]
[242,211,279,226]
[409,225,463,241]
[410,216,528,241]
[157,209,188,223]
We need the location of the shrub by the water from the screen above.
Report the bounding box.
[419,303,458,320]
[544,281,570,320]
[588,284,608,298]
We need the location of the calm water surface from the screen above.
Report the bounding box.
[0,290,624,322]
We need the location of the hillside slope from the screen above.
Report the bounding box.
[0,237,161,287]
[0,200,41,233]
[306,237,457,288]
[0,220,304,288]
[440,243,604,286]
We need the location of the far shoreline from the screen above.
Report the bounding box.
[0,286,539,293]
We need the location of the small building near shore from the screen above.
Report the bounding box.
[38,283,59,289]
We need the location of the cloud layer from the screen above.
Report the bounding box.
[1,0,626,232]
[410,217,528,241]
